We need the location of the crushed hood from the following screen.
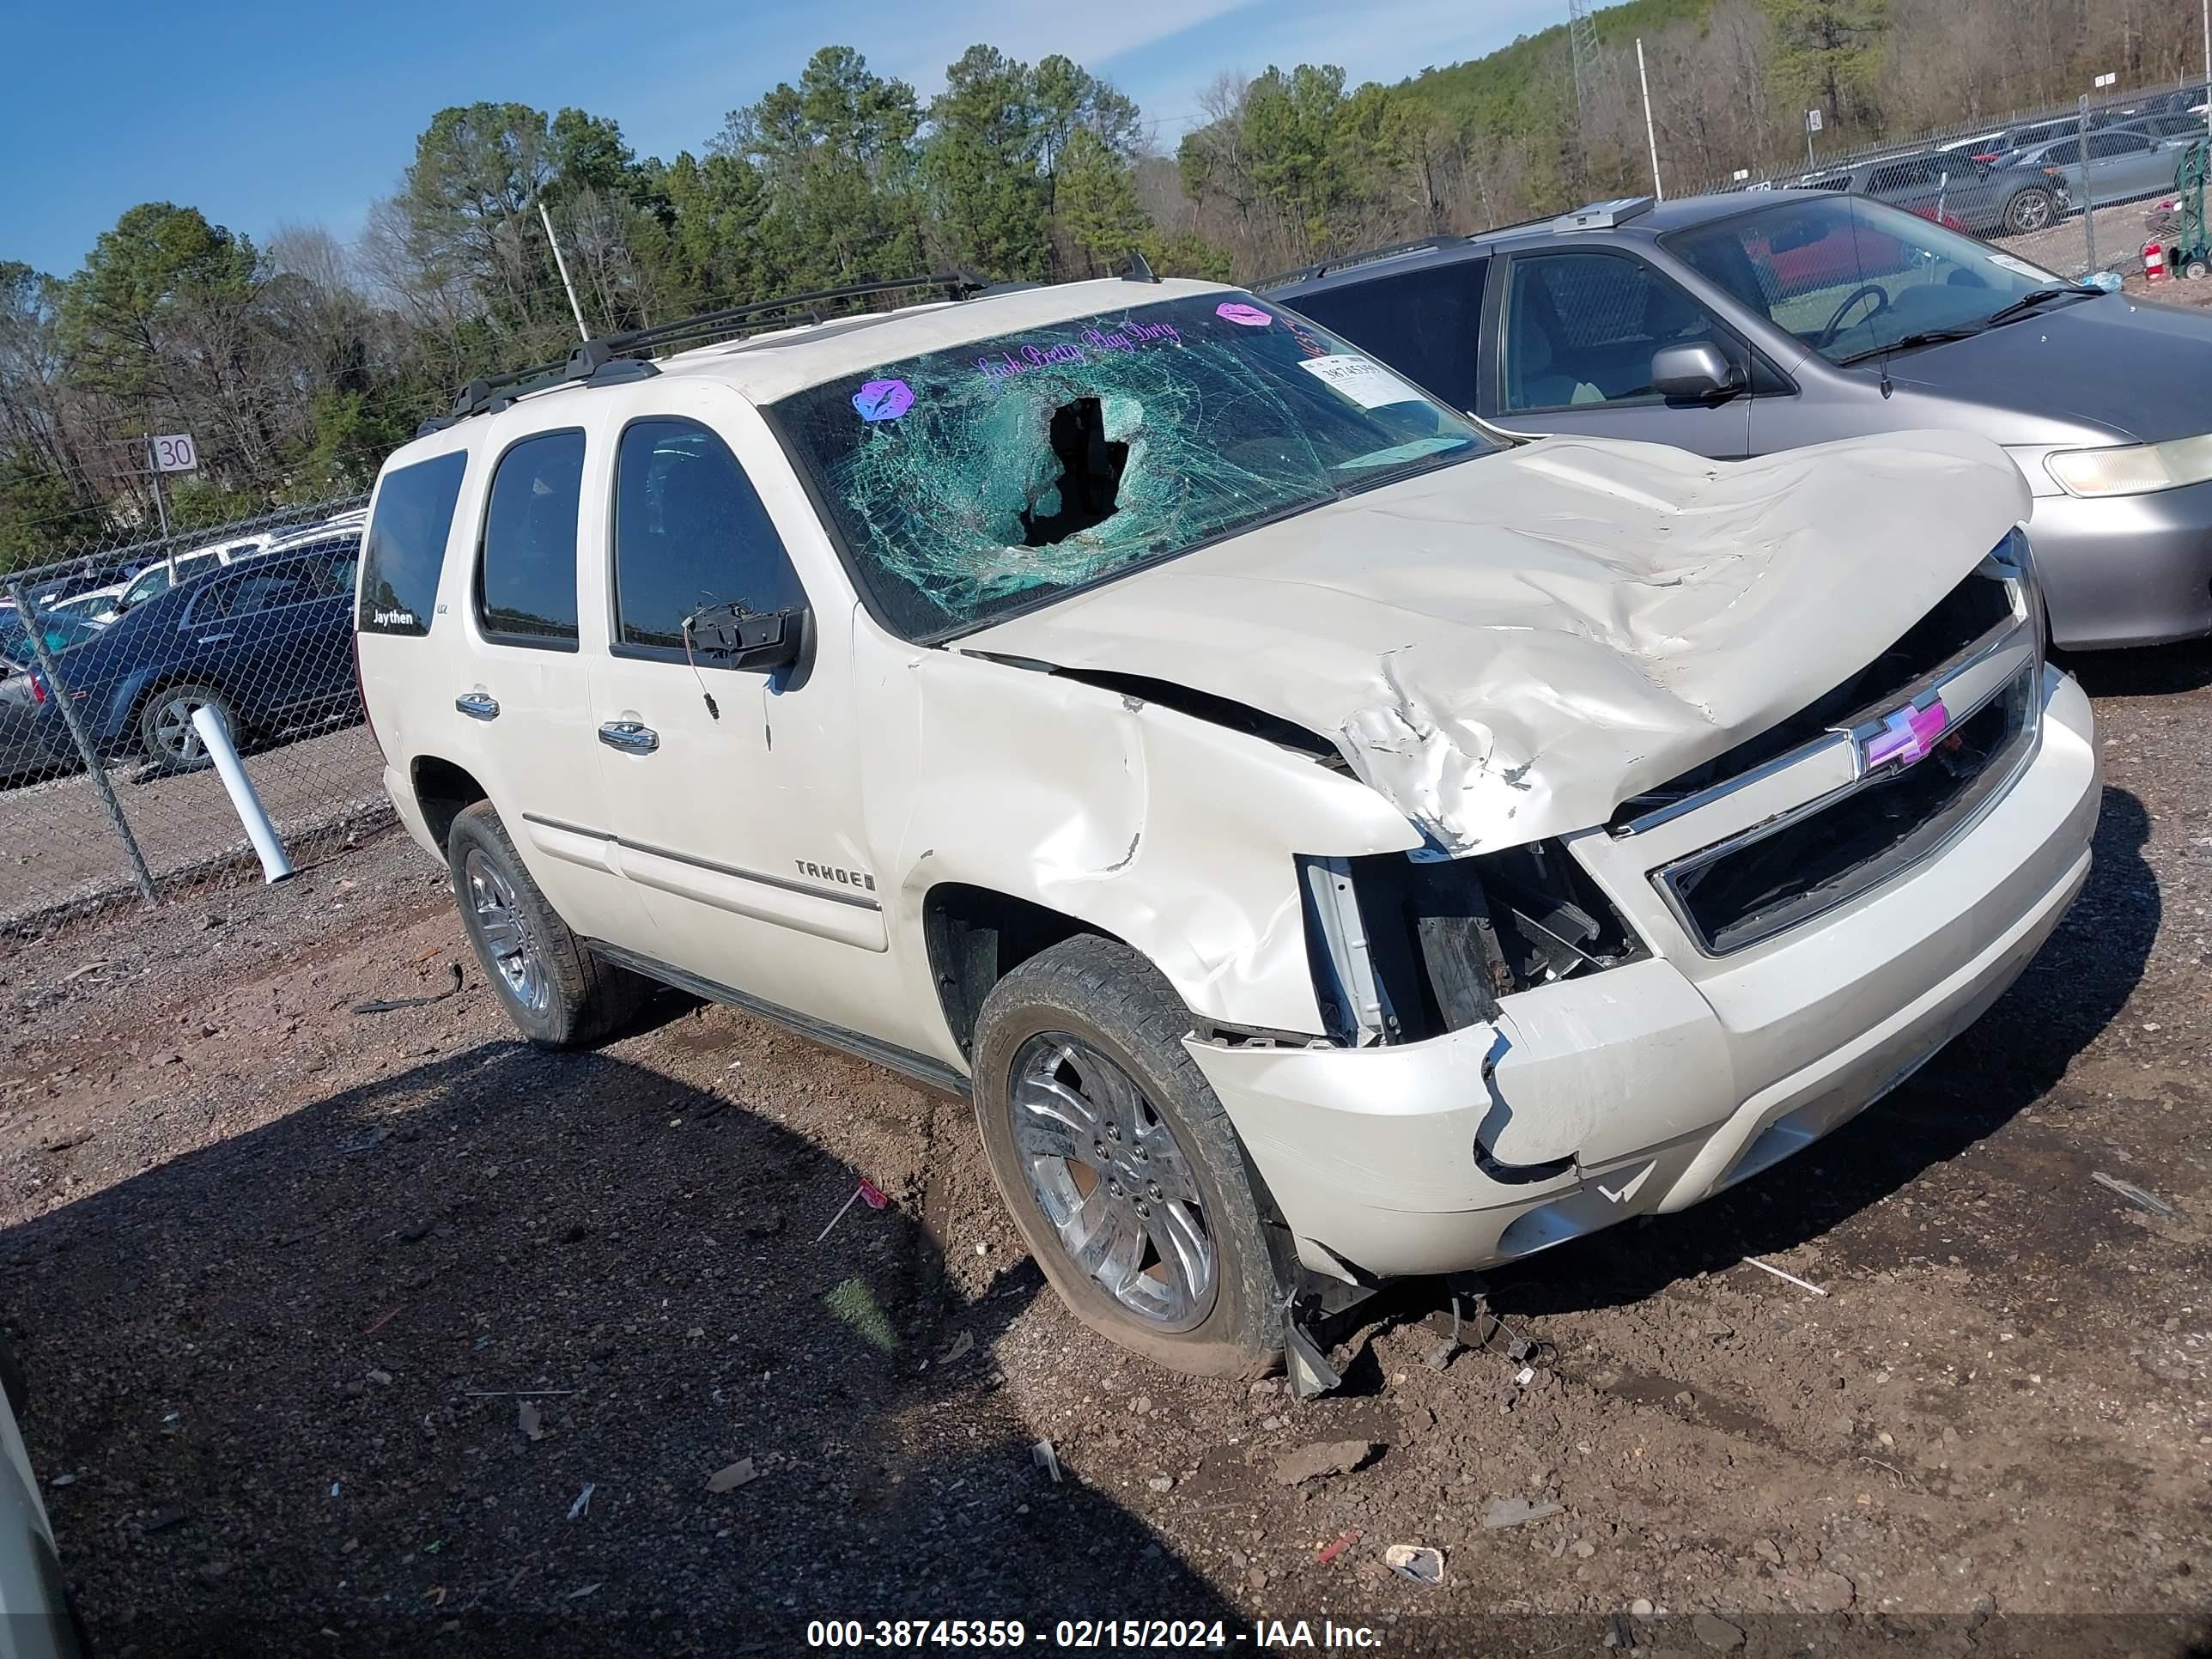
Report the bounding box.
[961,430,2030,851]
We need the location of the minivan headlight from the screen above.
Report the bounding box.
[2045,433,2212,497]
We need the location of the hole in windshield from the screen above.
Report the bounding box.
[766,293,1490,640]
[1022,398,1128,547]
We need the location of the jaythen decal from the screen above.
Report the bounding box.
[794,860,878,892]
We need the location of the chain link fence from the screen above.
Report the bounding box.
[1674,72,2212,282]
[1,493,391,932]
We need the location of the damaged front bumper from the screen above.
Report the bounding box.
[1184,665,2099,1281]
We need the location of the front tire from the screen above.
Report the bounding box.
[970,935,1287,1377]
[446,801,648,1048]
[2003,187,2055,234]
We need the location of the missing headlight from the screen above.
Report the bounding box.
[1300,843,1647,1046]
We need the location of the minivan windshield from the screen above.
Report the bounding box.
[1667,196,2086,366]
[768,293,1490,639]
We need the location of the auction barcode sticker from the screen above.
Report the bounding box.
[1297,352,1423,409]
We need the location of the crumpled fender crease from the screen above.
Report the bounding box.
[864,644,1418,1036]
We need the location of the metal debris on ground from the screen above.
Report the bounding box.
[1741,1255,1829,1297]
[350,961,464,1015]
[2091,1170,2179,1217]
[1031,1440,1062,1484]
[567,1483,595,1520]
[1481,1495,1565,1529]
[1383,1544,1444,1584]
[1283,1319,1342,1400]
[1271,1439,1376,1486]
[566,1583,602,1600]
[707,1459,757,1492]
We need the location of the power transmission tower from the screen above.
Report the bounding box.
[1569,0,1601,128]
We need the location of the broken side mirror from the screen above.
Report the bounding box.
[1650,341,1742,402]
[684,603,808,674]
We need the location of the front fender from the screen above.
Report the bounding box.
[865,643,1420,1034]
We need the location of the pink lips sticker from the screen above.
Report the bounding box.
[1215,301,1273,327]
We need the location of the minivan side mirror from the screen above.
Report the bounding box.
[1650,342,1742,401]
[684,602,808,674]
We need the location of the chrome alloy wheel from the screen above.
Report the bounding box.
[465,848,550,1012]
[152,694,215,764]
[1009,1033,1217,1330]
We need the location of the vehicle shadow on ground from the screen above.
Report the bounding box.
[1492,782,2158,1316]
[0,1044,1237,1656]
[2057,639,2212,698]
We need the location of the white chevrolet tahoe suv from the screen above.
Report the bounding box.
[356,272,2100,1377]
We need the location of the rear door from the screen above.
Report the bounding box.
[1481,246,1754,457]
[437,424,649,951]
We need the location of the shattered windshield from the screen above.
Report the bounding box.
[767,294,1490,639]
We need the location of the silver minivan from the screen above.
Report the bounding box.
[1267,191,2212,649]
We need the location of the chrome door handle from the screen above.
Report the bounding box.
[455,691,500,720]
[598,720,659,754]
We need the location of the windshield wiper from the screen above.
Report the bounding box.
[1979,283,2098,328]
[1834,326,1985,366]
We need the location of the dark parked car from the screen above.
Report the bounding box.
[1265,190,2212,649]
[31,532,361,771]
[1802,149,2068,235]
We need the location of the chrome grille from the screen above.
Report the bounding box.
[1621,537,2045,957]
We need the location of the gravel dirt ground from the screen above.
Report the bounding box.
[0,720,387,931]
[2,647,2209,1658]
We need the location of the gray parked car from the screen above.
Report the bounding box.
[1993,124,2191,208]
[1801,149,2068,236]
[1265,190,2212,648]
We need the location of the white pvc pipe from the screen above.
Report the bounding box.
[191,703,294,883]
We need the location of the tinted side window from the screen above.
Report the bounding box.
[1278,259,1489,413]
[1503,252,1729,412]
[477,431,584,647]
[2043,139,2080,165]
[2088,131,2148,157]
[361,450,467,637]
[613,419,805,653]
[1869,158,1939,193]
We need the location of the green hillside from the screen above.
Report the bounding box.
[1400,0,1717,137]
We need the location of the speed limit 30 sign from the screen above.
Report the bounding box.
[150,433,199,472]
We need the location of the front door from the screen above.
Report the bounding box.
[1482,247,1754,458]
[584,407,890,1035]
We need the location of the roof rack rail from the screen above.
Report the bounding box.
[436,270,990,426]
[1250,237,1446,291]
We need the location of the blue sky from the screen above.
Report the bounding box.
[1,0,1560,277]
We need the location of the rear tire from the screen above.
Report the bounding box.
[2003,187,2055,234]
[137,683,233,773]
[970,934,1287,1378]
[446,801,649,1048]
